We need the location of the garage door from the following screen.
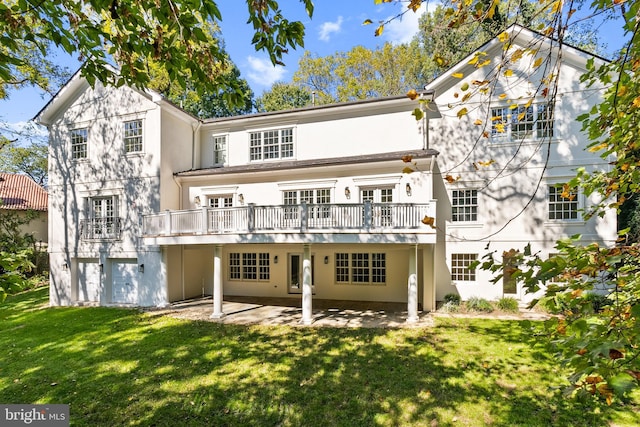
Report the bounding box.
[112,261,138,304]
[78,260,101,302]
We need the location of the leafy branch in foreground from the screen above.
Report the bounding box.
[392,0,639,404]
[474,235,640,404]
[0,0,313,101]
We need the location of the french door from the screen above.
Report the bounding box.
[360,187,393,227]
[208,195,233,231]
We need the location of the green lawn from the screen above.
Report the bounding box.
[1,287,638,426]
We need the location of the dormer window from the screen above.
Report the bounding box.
[249,127,294,161]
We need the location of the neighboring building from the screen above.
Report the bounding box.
[35,25,617,322]
[0,172,48,244]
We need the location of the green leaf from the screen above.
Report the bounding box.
[609,373,636,395]
[411,108,424,121]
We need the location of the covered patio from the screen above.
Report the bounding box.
[150,296,436,328]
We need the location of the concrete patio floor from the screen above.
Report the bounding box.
[153,296,436,328]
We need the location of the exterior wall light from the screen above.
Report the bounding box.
[194,196,201,207]
[99,263,104,273]
[274,255,278,264]
[324,256,329,264]
[406,183,412,196]
[138,264,145,273]
[344,187,351,199]
[238,194,244,205]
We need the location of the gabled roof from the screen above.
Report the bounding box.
[0,173,48,211]
[33,66,197,126]
[425,23,610,94]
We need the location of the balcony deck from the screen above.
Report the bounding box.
[142,202,437,245]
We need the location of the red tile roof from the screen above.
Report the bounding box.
[0,173,48,211]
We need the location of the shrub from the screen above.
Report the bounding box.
[496,297,520,313]
[465,296,493,313]
[443,293,461,305]
[439,301,460,313]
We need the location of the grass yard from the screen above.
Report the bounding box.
[1,287,639,426]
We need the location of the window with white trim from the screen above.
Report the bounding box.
[249,128,294,161]
[228,252,270,281]
[491,103,554,141]
[452,189,478,222]
[451,253,477,281]
[335,252,386,285]
[208,195,233,208]
[82,195,120,240]
[71,128,88,160]
[213,135,227,165]
[548,184,579,220]
[123,119,143,153]
[283,188,332,221]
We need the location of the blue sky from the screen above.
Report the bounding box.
[0,1,629,136]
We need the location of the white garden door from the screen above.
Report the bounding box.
[112,262,138,304]
[78,260,101,302]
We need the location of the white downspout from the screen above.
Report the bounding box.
[191,121,202,170]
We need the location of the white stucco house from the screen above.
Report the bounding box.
[35,25,617,323]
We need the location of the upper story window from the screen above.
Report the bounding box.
[213,135,227,165]
[452,189,478,222]
[491,103,554,141]
[548,184,579,220]
[123,120,143,153]
[249,127,294,161]
[71,128,88,160]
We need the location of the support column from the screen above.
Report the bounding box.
[210,245,225,319]
[407,244,419,323]
[301,244,313,325]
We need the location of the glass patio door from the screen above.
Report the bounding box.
[288,254,315,294]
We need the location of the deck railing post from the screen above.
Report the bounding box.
[164,210,171,236]
[201,207,208,234]
[248,204,255,232]
[364,201,372,231]
[300,202,308,231]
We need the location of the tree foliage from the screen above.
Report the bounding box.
[293,42,427,104]
[0,137,48,186]
[0,0,313,103]
[255,82,312,112]
[0,205,39,302]
[148,55,254,119]
[394,0,638,404]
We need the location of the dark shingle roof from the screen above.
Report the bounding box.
[0,173,48,211]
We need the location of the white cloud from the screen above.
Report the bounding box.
[319,16,344,42]
[245,56,288,88]
[383,2,432,45]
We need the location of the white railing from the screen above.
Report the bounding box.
[80,218,123,240]
[142,202,436,237]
